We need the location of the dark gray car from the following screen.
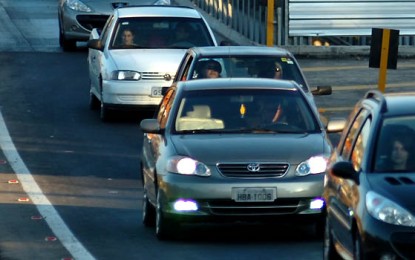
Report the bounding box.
[140,78,344,240]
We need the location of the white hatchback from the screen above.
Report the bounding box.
[87,6,218,121]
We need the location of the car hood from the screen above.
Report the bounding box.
[171,133,328,164]
[109,49,186,73]
[84,0,164,13]
[366,174,415,209]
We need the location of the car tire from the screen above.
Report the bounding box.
[155,190,178,240]
[89,92,100,110]
[323,217,342,260]
[353,231,363,260]
[59,20,77,52]
[314,216,325,239]
[142,190,156,227]
[100,102,110,121]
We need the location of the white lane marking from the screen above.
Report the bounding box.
[0,111,95,260]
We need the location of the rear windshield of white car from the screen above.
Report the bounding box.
[111,17,215,49]
[173,89,320,134]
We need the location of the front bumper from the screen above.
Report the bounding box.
[361,216,415,259]
[158,172,325,222]
[102,79,168,107]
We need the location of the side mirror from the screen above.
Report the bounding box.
[140,119,162,134]
[331,161,360,184]
[220,40,232,46]
[326,117,347,133]
[312,85,332,96]
[87,39,104,51]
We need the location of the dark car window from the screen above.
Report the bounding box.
[350,117,371,171]
[374,116,415,172]
[173,89,319,134]
[189,56,308,92]
[157,88,175,129]
[110,17,215,49]
[341,108,369,160]
[101,15,115,45]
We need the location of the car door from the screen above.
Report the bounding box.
[329,108,371,251]
[88,15,115,98]
[142,88,176,201]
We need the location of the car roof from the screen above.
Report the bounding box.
[187,46,294,57]
[383,92,415,116]
[115,5,202,18]
[178,78,300,92]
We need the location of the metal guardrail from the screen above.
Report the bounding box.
[183,0,415,47]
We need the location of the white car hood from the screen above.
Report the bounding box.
[109,49,187,73]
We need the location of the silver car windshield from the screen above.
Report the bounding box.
[173,89,320,134]
[374,116,415,173]
[111,17,215,49]
[190,57,308,92]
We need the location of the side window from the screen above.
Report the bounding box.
[173,55,192,82]
[350,117,372,171]
[157,89,175,129]
[341,109,369,159]
[101,15,115,45]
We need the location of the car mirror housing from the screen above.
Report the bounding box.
[331,161,359,184]
[312,85,332,96]
[326,118,347,133]
[140,119,162,134]
[87,39,104,51]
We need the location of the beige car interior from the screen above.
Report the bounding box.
[176,105,224,131]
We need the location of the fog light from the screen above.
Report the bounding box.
[173,199,198,211]
[310,198,325,210]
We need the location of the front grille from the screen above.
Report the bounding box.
[77,15,109,31]
[141,72,174,81]
[217,163,289,178]
[206,199,302,215]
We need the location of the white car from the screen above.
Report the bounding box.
[87,5,218,121]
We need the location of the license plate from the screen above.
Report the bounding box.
[151,87,162,97]
[232,187,276,202]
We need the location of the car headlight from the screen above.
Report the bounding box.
[111,71,141,80]
[366,191,415,227]
[166,156,211,176]
[154,0,171,5]
[295,155,328,176]
[65,0,92,12]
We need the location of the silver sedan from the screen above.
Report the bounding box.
[58,0,170,51]
[140,78,344,240]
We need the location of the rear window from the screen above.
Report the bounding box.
[189,56,308,92]
[111,17,214,49]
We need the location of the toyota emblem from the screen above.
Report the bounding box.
[247,163,260,172]
[163,74,172,81]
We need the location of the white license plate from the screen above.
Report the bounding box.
[151,87,163,97]
[232,188,276,202]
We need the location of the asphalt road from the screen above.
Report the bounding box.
[1,1,415,260]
